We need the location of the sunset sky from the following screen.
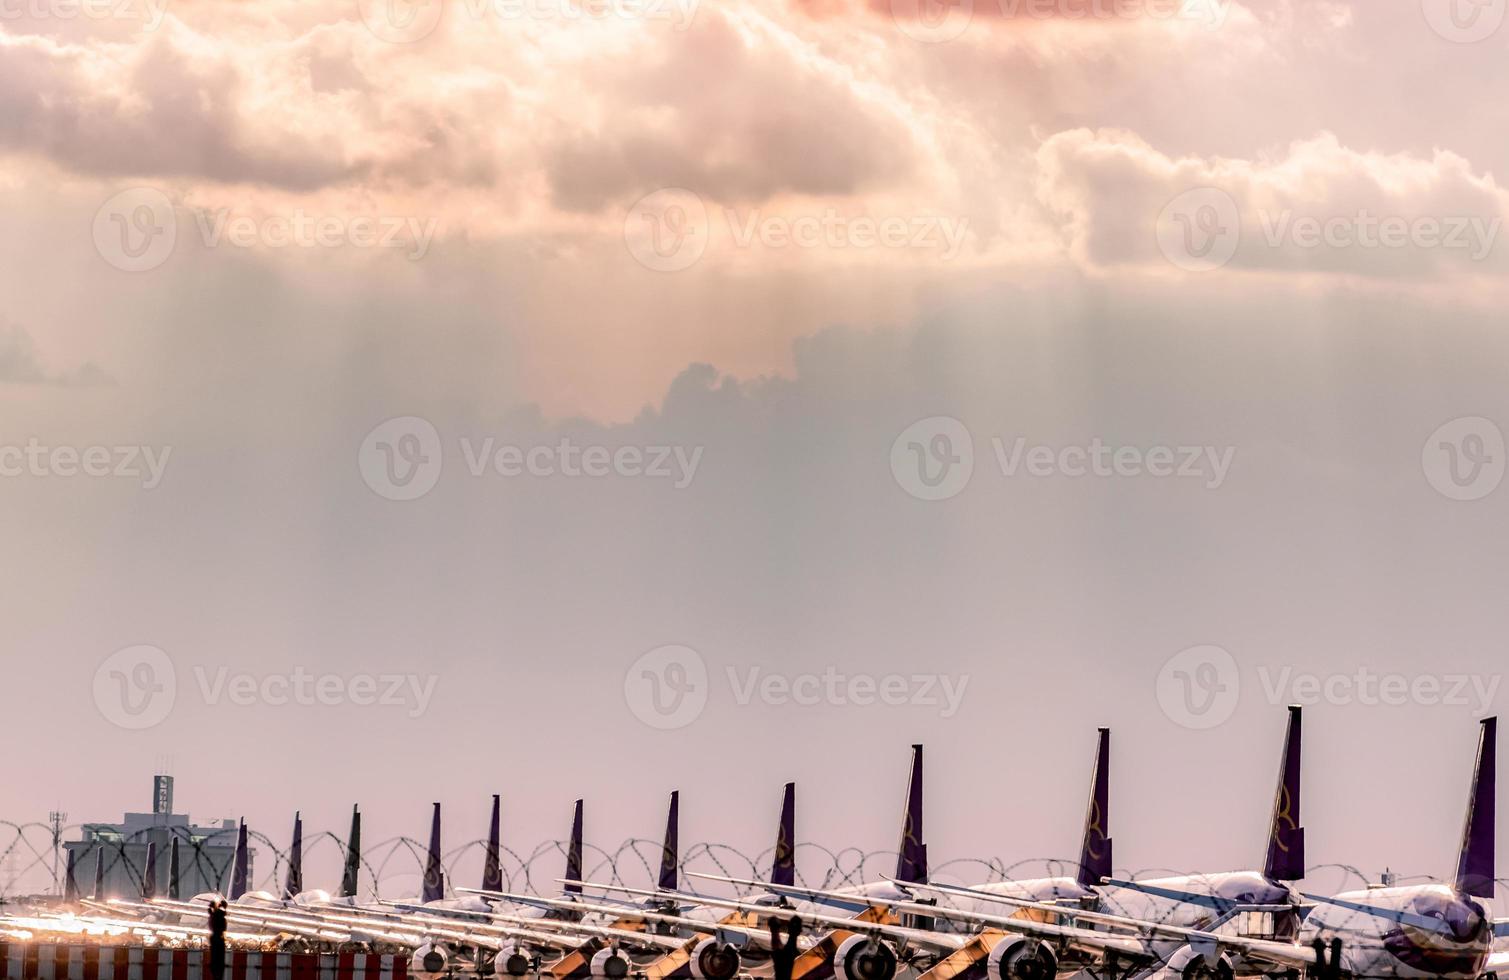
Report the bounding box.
[3,0,1508,903]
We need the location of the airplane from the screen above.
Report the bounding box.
[458,798,588,922]
[569,748,933,980]
[1287,715,1498,980]
[734,732,1114,917]
[317,799,603,976]
[577,785,801,958]
[143,841,158,900]
[1088,705,1307,933]
[168,836,182,901]
[63,848,80,904]
[859,715,1499,980]
[669,712,1300,980]
[757,708,1305,939]
[121,860,666,978]
[284,811,304,900]
[392,796,509,916]
[64,800,678,980]
[687,744,929,909]
[223,807,366,910]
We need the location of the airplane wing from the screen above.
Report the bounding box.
[146,895,611,953]
[542,880,966,956]
[876,889,1319,973]
[339,903,684,952]
[683,872,880,911]
[905,881,1291,947]
[861,895,1151,959]
[554,876,1305,972]
[663,889,964,955]
[1300,893,1462,939]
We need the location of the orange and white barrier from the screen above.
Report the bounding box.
[0,945,410,980]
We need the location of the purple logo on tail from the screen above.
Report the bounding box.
[895,744,927,884]
[659,791,680,892]
[772,782,796,887]
[1455,717,1496,898]
[483,795,503,893]
[1263,705,1305,881]
[1077,728,1113,889]
[565,799,584,894]
[422,803,445,903]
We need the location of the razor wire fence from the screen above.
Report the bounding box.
[0,820,1471,912]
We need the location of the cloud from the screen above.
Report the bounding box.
[541,11,920,211]
[1036,128,1509,278]
[0,26,376,189]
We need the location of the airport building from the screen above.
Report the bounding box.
[61,777,250,899]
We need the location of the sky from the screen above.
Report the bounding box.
[2,0,1508,907]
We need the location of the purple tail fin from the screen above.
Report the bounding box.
[422,803,445,903]
[1076,727,1112,889]
[658,791,679,892]
[895,744,927,884]
[284,813,304,900]
[564,799,584,894]
[92,847,104,900]
[1455,716,1496,897]
[168,837,181,901]
[482,796,503,893]
[1263,705,1305,881]
[771,782,796,887]
[228,821,249,900]
[143,841,158,900]
[340,806,362,899]
[63,848,79,903]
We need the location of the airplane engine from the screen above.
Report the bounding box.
[1166,945,1233,980]
[987,937,1058,980]
[689,938,741,980]
[590,948,632,979]
[836,934,899,980]
[492,944,533,978]
[411,943,449,980]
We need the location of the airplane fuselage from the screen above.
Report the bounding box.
[1299,884,1489,980]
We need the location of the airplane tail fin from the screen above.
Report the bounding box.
[482,795,503,893]
[564,799,584,894]
[143,841,158,900]
[63,848,79,903]
[92,847,104,900]
[340,806,362,899]
[168,837,181,902]
[228,821,249,900]
[422,803,445,903]
[771,782,796,887]
[284,812,304,900]
[1455,716,1496,898]
[1263,705,1305,881]
[895,744,927,884]
[658,791,679,892]
[1076,727,1113,889]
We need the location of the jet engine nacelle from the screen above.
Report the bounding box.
[835,934,899,980]
[411,944,449,980]
[589,948,632,979]
[1166,945,1234,980]
[492,943,533,978]
[689,938,742,980]
[987,937,1058,980]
